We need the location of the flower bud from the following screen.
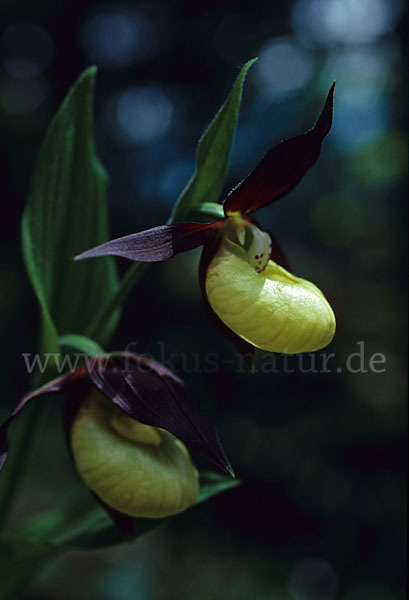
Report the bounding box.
[205,221,336,354]
[71,390,199,518]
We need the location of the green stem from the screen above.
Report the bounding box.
[189,202,225,221]
[0,402,47,532]
[85,262,148,341]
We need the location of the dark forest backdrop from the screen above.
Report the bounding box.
[0,1,407,598]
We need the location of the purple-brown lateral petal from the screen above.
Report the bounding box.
[0,369,87,470]
[223,83,335,215]
[87,354,234,476]
[91,494,136,535]
[74,222,217,263]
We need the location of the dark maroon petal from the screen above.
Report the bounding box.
[0,369,86,470]
[63,377,94,460]
[86,354,233,476]
[65,498,165,544]
[198,233,255,363]
[74,221,217,263]
[91,494,135,535]
[223,83,335,215]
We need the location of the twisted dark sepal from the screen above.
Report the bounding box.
[75,221,216,262]
[0,369,87,470]
[223,82,335,215]
[87,353,234,477]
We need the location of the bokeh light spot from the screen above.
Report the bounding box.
[331,94,388,149]
[114,86,173,144]
[291,0,405,45]
[80,9,157,67]
[1,24,54,79]
[320,44,399,100]
[255,37,314,99]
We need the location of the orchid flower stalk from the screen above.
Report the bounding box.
[76,84,336,357]
[0,64,338,594]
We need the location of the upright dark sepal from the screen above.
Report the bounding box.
[75,221,216,263]
[223,83,335,215]
[87,354,234,476]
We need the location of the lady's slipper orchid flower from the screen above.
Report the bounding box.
[0,353,231,528]
[76,85,336,357]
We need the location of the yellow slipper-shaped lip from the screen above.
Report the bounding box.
[71,391,199,518]
[206,242,336,354]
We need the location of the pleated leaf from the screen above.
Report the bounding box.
[21,67,118,353]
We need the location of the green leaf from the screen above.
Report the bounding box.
[11,472,240,553]
[61,473,239,548]
[14,491,110,545]
[65,517,166,549]
[58,334,105,356]
[169,58,258,223]
[21,67,118,353]
[196,471,241,504]
[14,491,165,550]
[0,537,58,600]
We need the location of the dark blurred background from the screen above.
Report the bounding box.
[0,0,407,599]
